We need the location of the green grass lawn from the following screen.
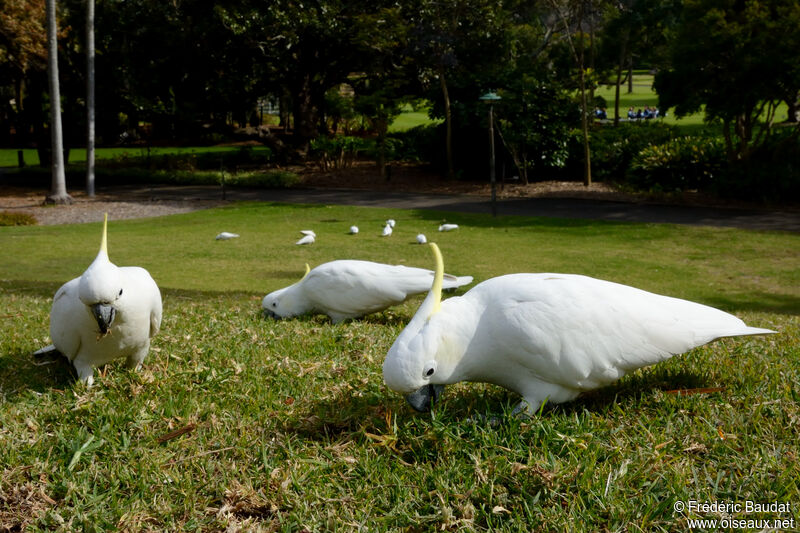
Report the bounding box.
[1,204,798,530]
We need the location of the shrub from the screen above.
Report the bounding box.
[627,136,726,192]
[715,130,800,201]
[0,211,37,226]
[309,136,371,170]
[387,124,442,163]
[565,122,678,182]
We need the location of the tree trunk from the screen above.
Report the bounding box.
[613,32,629,126]
[45,0,72,205]
[86,0,96,197]
[439,66,454,180]
[627,58,633,94]
[292,75,318,153]
[579,26,592,186]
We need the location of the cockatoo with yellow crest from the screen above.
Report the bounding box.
[262,260,473,323]
[382,243,776,415]
[34,214,162,386]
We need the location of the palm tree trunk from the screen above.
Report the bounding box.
[45,0,72,204]
[86,0,96,197]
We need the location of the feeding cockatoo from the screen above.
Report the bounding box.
[438,223,459,232]
[34,214,162,386]
[262,260,473,323]
[215,232,239,240]
[416,234,427,244]
[381,223,393,237]
[349,226,359,235]
[383,243,776,415]
[296,230,315,245]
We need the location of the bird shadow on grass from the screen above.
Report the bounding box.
[413,366,718,424]
[0,349,77,400]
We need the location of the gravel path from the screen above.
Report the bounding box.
[1,182,798,232]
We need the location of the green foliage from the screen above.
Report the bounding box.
[0,211,36,226]
[497,76,577,182]
[309,136,372,170]
[564,122,677,182]
[629,136,726,192]
[387,124,441,162]
[655,0,800,160]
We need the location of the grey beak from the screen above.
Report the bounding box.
[404,384,445,412]
[264,309,282,320]
[91,303,116,334]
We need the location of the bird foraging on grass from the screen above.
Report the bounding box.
[296,230,316,245]
[34,214,162,386]
[382,243,776,415]
[262,260,473,323]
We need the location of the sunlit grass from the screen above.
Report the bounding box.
[1,204,797,530]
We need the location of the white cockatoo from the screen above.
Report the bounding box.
[416,234,427,244]
[381,223,393,237]
[296,230,316,245]
[438,223,459,232]
[349,226,359,235]
[215,232,239,240]
[383,243,776,415]
[34,214,162,386]
[262,260,474,323]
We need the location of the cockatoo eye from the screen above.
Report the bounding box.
[423,360,437,378]
[272,302,277,308]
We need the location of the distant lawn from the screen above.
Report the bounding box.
[595,72,791,134]
[0,203,797,529]
[390,105,440,132]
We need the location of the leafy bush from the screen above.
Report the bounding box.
[309,136,371,170]
[387,124,441,162]
[715,129,800,201]
[565,122,678,182]
[628,136,726,192]
[0,211,36,226]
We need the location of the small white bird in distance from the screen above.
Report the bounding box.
[349,226,359,234]
[438,223,459,232]
[296,230,316,245]
[381,223,393,237]
[33,214,162,386]
[416,234,427,244]
[383,243,776,415]
[262,259,474,323]
[386,219,396,228]
[215,232,239,240]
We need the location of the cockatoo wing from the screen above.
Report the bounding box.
[296,234,315,245]
[476,274,772,390]
[122,266,162,338]
[49,278,85,362]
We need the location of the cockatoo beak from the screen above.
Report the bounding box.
[91,303,116,334]
[405,384,446,412]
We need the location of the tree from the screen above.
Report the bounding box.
[44,0,71,204]
[654,0,800,162]
[497,75,576,184]
[548,0,598,186]
[403,0,511,180]
[0,0,48,148]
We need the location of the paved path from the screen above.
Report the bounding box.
[121,185,800,233]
